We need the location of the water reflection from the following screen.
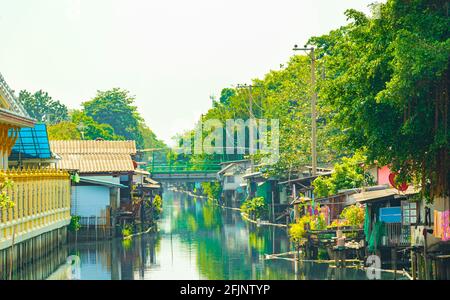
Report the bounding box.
[3,246,68,280]
[13,190,403,280]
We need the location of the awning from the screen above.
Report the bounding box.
[218,163,235,175]
[219,159,251,165]
[78,177,128,189]
[9,123,52,160]
[142,183,161,189]
[134,168,150,175]
[242,172,262,179]
[144,177,160,185]
[291,197,311,205]
[351,186,420,203]
[278,173,332,185]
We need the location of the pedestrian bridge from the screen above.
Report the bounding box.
[143,148,247,183]
[149,163,220,182]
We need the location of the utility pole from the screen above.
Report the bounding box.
[237,84,262,172]
[293,45,318,176]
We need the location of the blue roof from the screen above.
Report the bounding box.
[9,123,52,160]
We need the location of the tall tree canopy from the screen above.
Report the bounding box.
[47,121,81,140]
[176,55,341,177]
[71,110,120,140]
[19,90,69,124]
[309,0,450,201]
[44,87,166,151]
[83,88,144,146]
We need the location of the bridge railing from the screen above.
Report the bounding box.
[0,168,71,250]
[149,163,222,174]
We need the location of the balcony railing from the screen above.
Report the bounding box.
[0,168,71,250]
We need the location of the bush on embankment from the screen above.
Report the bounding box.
[240,197,268,220]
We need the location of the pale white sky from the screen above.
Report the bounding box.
[0,0,378,145]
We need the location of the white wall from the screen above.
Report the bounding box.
[71,185,110,218]
[223,175,245,191]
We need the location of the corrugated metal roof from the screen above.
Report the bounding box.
[50,140,137,173]
[55,153,135,173]
[49,140,136,155]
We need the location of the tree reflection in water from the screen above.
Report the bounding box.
[13,190,403,280]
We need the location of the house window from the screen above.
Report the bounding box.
[226,176,235,183]
[402,201,418,225]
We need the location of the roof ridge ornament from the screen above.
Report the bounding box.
[0,72,30,118]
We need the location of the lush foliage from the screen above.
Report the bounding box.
[47,121,82,140]
[240,197,268,219]
[71,110,119,140]
[339,204,365,228]
[201,182,221,200]
[289,213,326,244]
[122,223,134,238]
[68,215,81,232]
[19,90,69,124]
[152,195,163,219]
[83,88,143,146]
[0,174,14,209]
[173,54,342,177]
[30,87,167,151]
[309,1,450,200]
[312,152,374,198]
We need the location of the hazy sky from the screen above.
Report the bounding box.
[0,0,378,145]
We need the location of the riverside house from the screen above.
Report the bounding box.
[50,140,138,238]
[0,73,71,279]
[217,159,252,203]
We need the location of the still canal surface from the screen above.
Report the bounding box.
[14,190,402,280]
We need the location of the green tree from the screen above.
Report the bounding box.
[71,110,120,140]
[177,54,341,178]
[47,121,82,140]
[219,88,236,106]
[83,88,144,146]
[19,90,69,124]
[139,123,166,150]
[312,152,373,198]
[309,0,450,201]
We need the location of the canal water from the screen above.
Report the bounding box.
[13,190,402,280]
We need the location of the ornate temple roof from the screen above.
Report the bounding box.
[0,72,34,127]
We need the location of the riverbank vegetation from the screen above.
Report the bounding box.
[200,182,221,201]
[312,152,374,198]
[121,223,134,238]
[240,197,268,220]
[309,1,449,201]
[151,195,163,220]
[335,205,365,229]
[289,213,327,245]
[68,216,81,232]
[173,0,449,205]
